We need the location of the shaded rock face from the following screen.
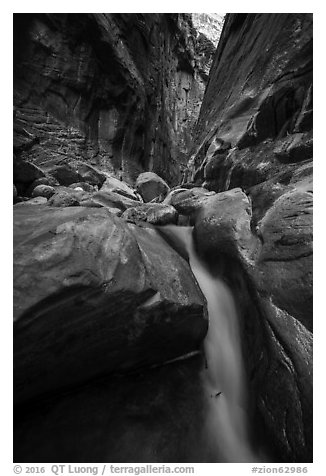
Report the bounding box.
[13,13,313,465]
[122,203,178,226]
[14,13,215,186]
[187,13,312,193]
[136,171,170,202]
[14,206,207,404]
[15,355,207,463]
[181,15,313,461]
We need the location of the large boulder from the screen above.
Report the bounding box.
[14,206,207,404]
[101,176,140,201]
[122,203,178,226]
[194,187,260,266]
[136,172,170,202]
[164,187,215,216]
[254,189,313,330]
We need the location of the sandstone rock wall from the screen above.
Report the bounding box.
[187,13,312,191]
[14,13,215,186]
[182,13,313,462]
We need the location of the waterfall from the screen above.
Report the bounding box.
[159,225,258,463]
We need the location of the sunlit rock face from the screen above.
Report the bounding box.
[13,13,215,187]
[191,13,225,46]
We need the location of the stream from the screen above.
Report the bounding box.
[160,225,258,462]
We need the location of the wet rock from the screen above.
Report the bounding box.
[13,185,17,199]
[101,176,140,201]
[15,197,48,206]
[255,190,313,330]
[194,188,259,266]
[122,203,178,226]
[136,172,170,202]
[13,206,207,404]
[31,185,55,199]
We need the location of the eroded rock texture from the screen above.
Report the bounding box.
[14,13,215,186]
[183,13,313,462]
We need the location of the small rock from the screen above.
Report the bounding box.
[48,190,82,207]
[32,185,56,199]
[135,172,170,202]
[15,197,48,206]
[69,182,94,192]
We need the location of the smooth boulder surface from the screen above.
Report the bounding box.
[136,172,170,203]
[164,187,215,216]
[194,187,260,266]
[255,190,313,330]
[81,190,141,211]
[122,203,178,226]
[14,206,207,404]
[101,176,140,201]
[13,158,45,184]
[191,185,312,461]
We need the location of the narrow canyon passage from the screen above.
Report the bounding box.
[13,13,313,464]
[160,226,259,463]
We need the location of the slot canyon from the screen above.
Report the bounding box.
[13,13,313,463]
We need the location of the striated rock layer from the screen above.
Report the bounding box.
[14,13,215,186]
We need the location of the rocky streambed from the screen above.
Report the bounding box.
[13,13,312,463]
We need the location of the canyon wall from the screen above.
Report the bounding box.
[185,13,313,462]
[14,13,214,186]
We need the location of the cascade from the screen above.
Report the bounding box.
[160,225,258,462]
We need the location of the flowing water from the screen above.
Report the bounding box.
[160,225,258,462]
